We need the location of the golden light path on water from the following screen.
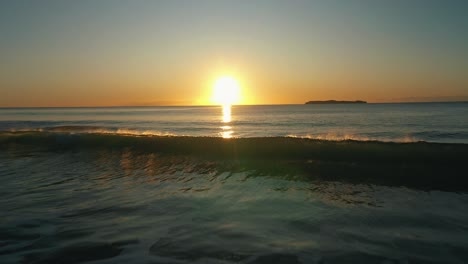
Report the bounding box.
[211,76,240,139]
[220,104,233,138]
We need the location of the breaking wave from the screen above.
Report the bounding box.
[2,128,468,191]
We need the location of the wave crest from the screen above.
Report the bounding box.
[8,126,176,136]
[2,131,468,191]
[286,133,419,143]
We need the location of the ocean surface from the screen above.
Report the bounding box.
[1,103,468,142]
[1,103,468,263]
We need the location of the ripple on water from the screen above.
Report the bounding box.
[22,240,138,264]
[1,147,468,263]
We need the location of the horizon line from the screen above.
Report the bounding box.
[1,101,468,109]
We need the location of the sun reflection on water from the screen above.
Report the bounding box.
[222,105,231,123]
[220,105,233,138]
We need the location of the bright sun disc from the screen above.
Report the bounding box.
[212,76,240,105]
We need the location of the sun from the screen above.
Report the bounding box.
[212,76,241,106]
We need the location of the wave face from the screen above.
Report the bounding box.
[2,131,468,191]
[2,132,468,263]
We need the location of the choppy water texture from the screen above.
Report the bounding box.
[1,104,468,263]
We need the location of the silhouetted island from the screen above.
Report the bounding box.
[305,100,367,104]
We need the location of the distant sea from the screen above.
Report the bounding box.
[1,103,468,263]
[1,102,468,142]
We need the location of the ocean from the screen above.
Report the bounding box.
[1,103,468,142]
[1,103,468,263]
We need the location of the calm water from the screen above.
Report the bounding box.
[1,103,468,142]
[1,103,468,263]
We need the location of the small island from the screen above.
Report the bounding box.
[305,100,367,104]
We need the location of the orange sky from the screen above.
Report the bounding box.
[1,1,467,107]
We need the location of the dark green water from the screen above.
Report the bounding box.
[1,136,468,263]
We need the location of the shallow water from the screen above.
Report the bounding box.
[1,148,468,263]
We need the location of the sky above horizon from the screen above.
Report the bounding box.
[1,0,468,107]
